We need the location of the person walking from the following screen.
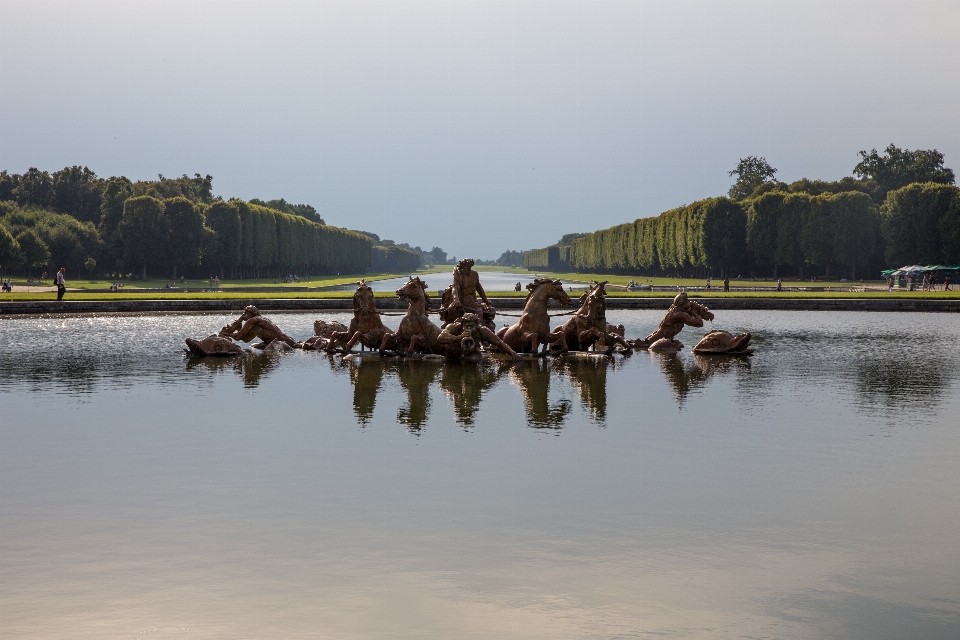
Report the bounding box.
[55,267,66,301]
[945,276,951,291]
[776,278,782,292]
[723,277,730,292]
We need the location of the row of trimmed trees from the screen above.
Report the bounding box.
[0,166,403,280]
[525,184,960,279]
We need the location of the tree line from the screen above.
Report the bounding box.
[0,167,422,279]
[523,145,960,278]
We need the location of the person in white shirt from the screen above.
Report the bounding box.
[55,267,66,301]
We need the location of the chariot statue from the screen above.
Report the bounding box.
[438,312,521,361]
[439,259,497,331]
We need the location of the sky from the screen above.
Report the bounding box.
[2,1,959,259]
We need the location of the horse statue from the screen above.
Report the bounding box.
[549,282,631,353]
[328,280,394,353]
[496,278,571,354]
[302,319,349,350]
[385,276,442,356]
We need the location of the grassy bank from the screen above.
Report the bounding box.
[4,289,958,302]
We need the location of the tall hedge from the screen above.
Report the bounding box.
[372,245,421,273]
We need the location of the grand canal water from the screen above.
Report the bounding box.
[1,311,959,639]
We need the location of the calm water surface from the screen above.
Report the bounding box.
[1,311,959,639]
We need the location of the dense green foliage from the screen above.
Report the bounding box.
[0,166,378,279]
[371,245,422,273]
[854,144,955,197]
[528,146,957,278]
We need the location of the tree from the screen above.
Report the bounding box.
[828,192,880,279]
[880,183,959,267]
[50,166,103,223]
[120,196,168,280]
[205,201,242,279]
[728,156,777,200]
[164,197,209,278]
[99,176,133,271]
[0,225,22,279]
[15,228,50,277]
[85,257,97,279]
[854,144,955,197]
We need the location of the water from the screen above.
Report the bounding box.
[334,270,587,293]
[1,311,959,639]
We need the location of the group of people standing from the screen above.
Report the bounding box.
[888,274,953,292]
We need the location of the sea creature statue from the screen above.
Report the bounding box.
[633,291,714,352]
[438,312,521,361]
[185,334,245,357]
[438,258,497,331]
[385,276,443,356]
[302,319,349,350]
[327,281,394,353]
[496,278,571,354]
[692,330,753,355]
[549,281,632,353]
[219,305,298,349]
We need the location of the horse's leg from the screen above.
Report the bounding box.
[379,332,392,357]
[343,331,362,352]
[407,334,420,356]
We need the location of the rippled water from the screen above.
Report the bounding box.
[1,311,959,639]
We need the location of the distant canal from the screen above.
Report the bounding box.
[1,311,958,639]
[332,269,589,293]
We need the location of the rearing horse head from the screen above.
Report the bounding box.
[353,280,376,315]
[526,277,572,307]
[396,276,431,308]
[577,280,608,317]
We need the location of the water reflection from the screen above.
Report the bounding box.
[185,353,283,388]
[509,359,572,429]
[438,359,511,428]
[653,352,753,404]
[557,357,611,423]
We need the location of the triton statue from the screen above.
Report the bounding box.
[633,292,714,352]
[219,305,298,349]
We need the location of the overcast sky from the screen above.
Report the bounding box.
[2,1,959,258]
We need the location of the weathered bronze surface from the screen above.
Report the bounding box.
[387,276,443,356]
[692,329,753,355]
[185,334,245,357]
[496,278,571,354]
[633,292,714,352]
[438,312,521,360]
[219,305,298,349]
[439,259,497,331]
[302,320,349,350]
[327,281,394,352]
[550,281,631,353]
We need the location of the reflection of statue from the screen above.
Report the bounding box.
[219,305,297,349]
[387,277,443,356]
[557,357,609,423]
[549,281,631,352]
[509,359,571,429]
[395,360,441,432]
[496,278,571,354]
[439,259,496,331]
[349,358,386,425]
[634,292,714,352]
[302,320,349,350]
[438,359,511,427]
[438,313,521,360]
[328,281,394,352]
[655,352,750,403]
[185,352,280,388]
[692,330,753,355]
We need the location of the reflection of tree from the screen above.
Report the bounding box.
[509,359,571,430]
[185,353,281,388]
[348,359,386,426]
[395,360,441,433]
[654,352,751,404]
[557,357,609,423]
[438,359,510,428]
[853,356,949,411]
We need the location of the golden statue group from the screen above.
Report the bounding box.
[185,258,752,360]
